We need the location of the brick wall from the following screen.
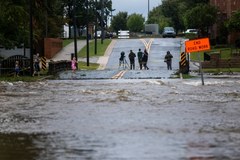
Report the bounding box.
[44,38,63,59]
[210,0,240,44]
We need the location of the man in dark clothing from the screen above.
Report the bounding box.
[137,49,143,70]
[142,49,149,70]
[128,50,136,70]
[164,51,173,70]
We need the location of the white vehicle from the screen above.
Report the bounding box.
[185,29,198,34]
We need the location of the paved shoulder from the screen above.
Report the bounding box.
[51,40,86,61]
[97,39,117,70]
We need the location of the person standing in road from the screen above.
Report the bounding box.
[164,51,173,70]
[142,49,149,70]
[128,50,136,70]
[32,53,40,76]
[137,48,143,70]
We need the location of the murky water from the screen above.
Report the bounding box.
[0,78,240,160]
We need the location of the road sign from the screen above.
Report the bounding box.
[185,38,210,53]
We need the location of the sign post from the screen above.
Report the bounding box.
[185,38,210,85]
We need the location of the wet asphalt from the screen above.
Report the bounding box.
[59,38,183,80]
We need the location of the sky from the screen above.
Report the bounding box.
[112,0,162,20]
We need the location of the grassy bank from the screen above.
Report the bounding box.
[0,76,46,82]
[77,39,112,70]
[190,47,238,61]
[203,68,240,73]
[78,39,112,58]
[78,61,99,70]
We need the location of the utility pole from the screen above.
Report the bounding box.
[148,0,150,19]
[101,0,104,44]
[86,0,89,66]
[29,0,33,75]
[94,0,98,55]
[73,0,78,65]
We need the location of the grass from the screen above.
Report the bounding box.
[203,68,240,73]
[63,39,73,47]
[0,75,46,82]
[77,39,111,70]
[78,61,99,70]
[173,73,196,79]
[190,47,237,61]
[78,39,112,58]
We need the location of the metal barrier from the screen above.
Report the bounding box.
[118,30,130,39]
[0,55,30,75]
[48,60,71,75]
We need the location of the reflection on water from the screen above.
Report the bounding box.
[0,79,240,159]
[0,133,40,160]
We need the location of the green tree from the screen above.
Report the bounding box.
[127,13,145,32]
[227,10,240,32]
[0,0,28,49]
[62,0,112,38]
[111,12,128,34]
[0,0,65,49]
[161,0,180,31]
[184,4,217,36]
[147,0,211,33]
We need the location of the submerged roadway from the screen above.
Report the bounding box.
[59,38,184,80]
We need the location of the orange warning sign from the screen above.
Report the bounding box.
[185,38,210,53]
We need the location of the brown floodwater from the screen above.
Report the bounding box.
[0,78,240,160]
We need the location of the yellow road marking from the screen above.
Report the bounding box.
[140,38,154,53]
[111,70,127,79]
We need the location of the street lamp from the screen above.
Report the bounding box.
[148,0,150,19]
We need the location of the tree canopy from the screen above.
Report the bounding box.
[147,0,217,36]
[184,4,217,35]
[0,0,112,49]
[127,14,145,32]
[227,10,240,32]
[111,12,128,34]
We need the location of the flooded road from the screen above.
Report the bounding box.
[1,78,240,160]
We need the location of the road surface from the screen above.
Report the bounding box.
[59,38,183,79]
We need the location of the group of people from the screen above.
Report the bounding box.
[124,49,149,70]
[14,53,41,77]
[120,49,173,70]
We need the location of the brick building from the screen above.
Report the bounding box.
[210,0,240,44]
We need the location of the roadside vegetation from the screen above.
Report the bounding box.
[78,39,112,58]
[190,47,235,61]
[189,46,240,73]
[77,39,112,70]
[0,75,46,82]
[63,39,74,47]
